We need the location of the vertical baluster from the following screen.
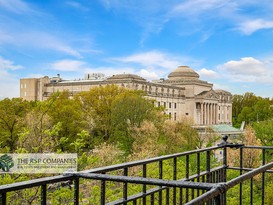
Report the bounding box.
[100,178,105,205]
[239,147,243,205]
[1,193,6,205]
[206,150,211,183]
[74,178,79,205]
[123,167,128,204]
[223,145,227,204]
[186,155,189,202]
[151,193,154,205]
[166,188,169,205]
[179,187,183,205]
[250,177,253,205]
[197,152,200,197]
[143,164,147,205]
[159,160,163,205]
[41,184,47,205]
[173,157,177,204]
[262,149,265,205]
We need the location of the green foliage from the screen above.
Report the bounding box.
[232,92,273,127]
[253,120,273,146]
[0,98,30,151]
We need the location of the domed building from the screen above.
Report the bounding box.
[20,66,232,126]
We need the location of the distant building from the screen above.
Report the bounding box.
[20,66,232,125]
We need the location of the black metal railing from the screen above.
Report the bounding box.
[1,136,273,204]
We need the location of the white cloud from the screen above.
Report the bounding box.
[66,1,89,11]
[197,68,218,79]
[0,56,22,98]
[171,0,229,17]
[237,19,273,35]
[112,50,202,78]
[137,69,159,80]
[51,60,86,71]
[218,57,273,83]
[0,56,22,70]
[0,0,36,14]
[0,29,82,58]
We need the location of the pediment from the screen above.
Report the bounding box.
[197,90,219,100]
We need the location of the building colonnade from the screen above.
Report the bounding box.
[196,102,218,125]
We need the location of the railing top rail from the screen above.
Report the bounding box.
[242,145,273,149]
[82,145,222,173]
[225,161,273,189]
[0,175,73,193]
[184,161,273,204]
[75,173,215,190]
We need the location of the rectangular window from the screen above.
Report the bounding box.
[158,102,160,107]
[169,112,171,119]
[24,83,27,88]
[164,102,166,108]
[24,92,27,96]
[174,103,177,109]
[21,84,23,89]
[169,102,171,108]
[174,112,177,121]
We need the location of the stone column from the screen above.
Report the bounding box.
[200,103,203,125]
[204,103,207,125]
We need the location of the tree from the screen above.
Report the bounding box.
[0,98,30,152]
[47,91,87,151]
[78,85,127,141]
[253,120,273,146]
[111,91,157,153]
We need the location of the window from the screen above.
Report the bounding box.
[21,84,23,89]
[158,102,160,107]
[24,92,27,96]
[164,102,166,108]
[169,112,171,119]
[186,113,189,116]
[169,102,171,108]
[24,83,27,88]
[174,112,177,121]
[174,103,177,109]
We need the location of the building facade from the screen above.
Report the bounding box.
[20,66,232,125]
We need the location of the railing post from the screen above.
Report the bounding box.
[41,184,47,205]
[159,160,163,205]
[173,157,177,204]
[222,136,228,205]
[239,147,243,205]
[142,164,147,205]
[262,149,265,205]
[0,193,6,205]
[123,167,128,204]
[74,177,79,205]
[185,155,189,203]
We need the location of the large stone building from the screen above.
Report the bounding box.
[20,66,232,125]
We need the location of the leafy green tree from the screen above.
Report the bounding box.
[47,91,87,151]
[111,91,157,153]
[0,98,30,152]
[253,120,273,146]
[78,85,127,141]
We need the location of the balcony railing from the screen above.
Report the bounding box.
[1,136,273,204]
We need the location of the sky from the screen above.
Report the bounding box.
[1,0,273,99]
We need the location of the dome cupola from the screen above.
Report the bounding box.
[168,66,199,80]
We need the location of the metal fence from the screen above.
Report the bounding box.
[1,136,273,205]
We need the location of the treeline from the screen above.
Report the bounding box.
[0,85,201,166]
[232,92,273,126]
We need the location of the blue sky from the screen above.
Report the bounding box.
[1,0,273,99]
